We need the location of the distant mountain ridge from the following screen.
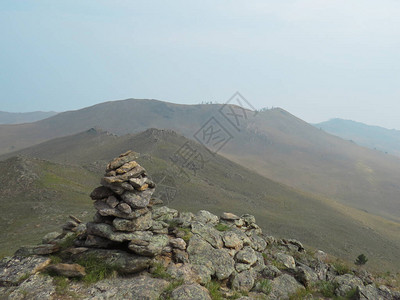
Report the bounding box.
[0,110,58,124]
[314,118,400,157]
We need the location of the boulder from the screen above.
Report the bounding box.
[121,189,153,208]
[113,212,152,231]
[171,283,212,300]
[222,231,243,250]
[274,253,296,269]
[196,210,219,225]
[231,270,256,292]
[128,233,169,257]
[267,274,304,300]
[191,222,223,249]
[235,246,257,265]
[7,274,55,300]
[333,274,364,297]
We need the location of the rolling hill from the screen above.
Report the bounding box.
[1,128,400,272]
[0,111,58,124]
[1,98,399,224]
[315,118,400,157]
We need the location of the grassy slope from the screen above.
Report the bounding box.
[0,99,399,224]
[1,129,400,272]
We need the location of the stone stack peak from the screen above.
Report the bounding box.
[80,150,165,254]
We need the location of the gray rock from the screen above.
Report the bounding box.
[14,244,60,256]
[333,274,364,297]
[223,231,243,249]
[171,283,212,300]
[295,264,318,288]
[235,246,257,265]
[358,284,384,300]
[106,152,139,170]
[106,195,120,208]
[178,212,196,227]
[94,200,149,219]
[267,274,304,300]
[262,265,282,279]
[241,214,256,226]
[249,235,267,252]
[7,274,55,300]
[170,238,187,250]
[196,210,219,225]
[274,253,296,269]
[128,233,169,257]
[129,177,147,188]
[116,202,132,214]
[46,263,86,278]
[113,212,152,231]
[77,234,117,248]
[121,189,154,208]
[90,186,114,200]
[191,222,223,249]
[232,270,255,292]
[87,274,168,299]
[42,231,62,244]
[167,263,211,285]
[0,256,51,286]
[86,222,136,242]
[152,206,179,221]
[187,235,235,280]
[235,263,252,272]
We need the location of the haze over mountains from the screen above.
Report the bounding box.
[0,111,58,124]
[1,98,400,271]
[315,118,400,158]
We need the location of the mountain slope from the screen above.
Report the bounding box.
[2,128,400,271]
[1,98,400,223]
[0,111,58,124]
[315,118,400,157]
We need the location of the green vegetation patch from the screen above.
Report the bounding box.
[76,253,119,284]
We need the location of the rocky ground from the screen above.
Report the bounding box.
[1,152,399,300]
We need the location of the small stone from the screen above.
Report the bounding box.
[106,152,139,171]
[241,214,256,225]
[171,283,212,300]
[117,202,132,214]
[106,196,119,208]
[62,220,78,231]
[122,189,153,208]
[274,252,296,269]
[120,182,135,191]
[196,210,219,225]
[113,212,152,231]
[232,270,255,292]
[90,186,114,200]
[170,238,187,250]
[116,161,139,174]
[223,231,243,249]
[69,215,82,224]
[137,183,149,191]
[129,177,147,188]
[235,246,257,265]
[46,263,86,278]
[42,232,62,244]
[221,212,240,220]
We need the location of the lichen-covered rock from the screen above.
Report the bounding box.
[128,233,169,257]
[267,274,304,300]
[170,238,187,250]
[87,274,168,299]
[0,256,51,286]
[295,264,318,288]
[191,222,223,249]
[7,274,55,300]
[152,206,179,221]
[171,283,212,300]
[235,246,257,265]
[86,222,136,242]
[113,212,152,231]
[187,235,235,280]
[262,265,282,279]
[334,274,364,297]
[231,270,256,292]
[196,210,219,225]
[274,252,296,269]
[222,231,243,250]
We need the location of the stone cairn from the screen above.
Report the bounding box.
[79,150,170,256]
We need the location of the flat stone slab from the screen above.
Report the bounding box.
[0,256,51,286]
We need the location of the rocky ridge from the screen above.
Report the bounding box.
[0,151,399,299]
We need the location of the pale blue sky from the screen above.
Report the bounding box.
[1,1,399,129]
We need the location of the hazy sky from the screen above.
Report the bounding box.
[1,1,400,129]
